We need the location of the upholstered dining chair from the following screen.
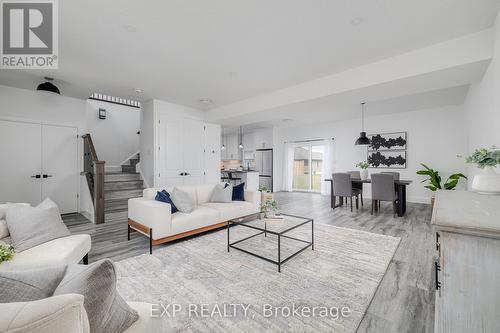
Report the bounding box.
[371,173,398,217]
[381,171,400,180]
[332,173,362,212]
[348,171,364,207]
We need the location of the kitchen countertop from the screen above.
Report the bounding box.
[431,190,500,239]
[221,170,259,173]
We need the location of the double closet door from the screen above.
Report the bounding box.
[0,120,79,214]
[156,115,205,187]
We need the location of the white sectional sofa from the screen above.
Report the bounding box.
[0,204,91,271]
[128,184,261,253]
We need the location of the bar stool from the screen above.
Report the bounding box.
[228,172,242,185]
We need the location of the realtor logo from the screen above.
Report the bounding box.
[1,0,58,68]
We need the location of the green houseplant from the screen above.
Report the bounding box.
[416,163,467,206]
[260,199,279,218]
[355,161,369,180]
[466,146,500,194]
[0,244,15,265]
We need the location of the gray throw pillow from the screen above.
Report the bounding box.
[6,199,70,252]
[170,187,195,213]
[54,259,138,333]
[210,184,233,203]
[0,265,67,302]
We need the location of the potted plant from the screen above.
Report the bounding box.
[355,161,369,180]
[260,198,279,218]
[259,186,273,205]
[0,244,15,265]
[416,163,467,206]
[466,146,500,194]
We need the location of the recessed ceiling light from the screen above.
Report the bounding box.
[199,98,214,105]
[282,118,294,123]
[134,88,144,94]
[350,17,363,26]
[123,25,138,33]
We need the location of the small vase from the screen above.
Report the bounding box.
[360,169,368,180]
[471,166,500,195]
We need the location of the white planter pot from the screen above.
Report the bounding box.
[360,169,368,180]
[471,166,500,195]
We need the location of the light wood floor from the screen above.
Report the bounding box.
[63,191,435,333]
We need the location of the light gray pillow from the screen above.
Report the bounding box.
[0,219,8,239]
[6,198,70,252]
[210,184,233,203]
[170,187,195,213]
[54,259,138,333]
[0,265,67,302]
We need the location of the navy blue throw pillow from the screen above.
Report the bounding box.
[232,182,245,201]
[155,190,179,213]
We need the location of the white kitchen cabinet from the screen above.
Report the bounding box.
[243,132,256,152]
[223,134,240,160]
[253,128,273,149]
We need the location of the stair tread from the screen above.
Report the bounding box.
[105,188,143,193]
[105,172,139,175]
[104,179,143,183]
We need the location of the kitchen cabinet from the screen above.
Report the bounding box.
[223,134,241,160]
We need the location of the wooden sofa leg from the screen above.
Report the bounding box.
[127,224,130,241]
[83,253,89,265]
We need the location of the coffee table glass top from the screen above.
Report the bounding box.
[230,213,312,235]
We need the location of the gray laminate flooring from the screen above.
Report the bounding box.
[63,191,435,333]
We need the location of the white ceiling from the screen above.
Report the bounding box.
[1,0,499,109]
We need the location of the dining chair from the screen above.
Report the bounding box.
[348,171,364,207]
[371,173,398,217]
[332,173,362,212]
[381,171,400,180]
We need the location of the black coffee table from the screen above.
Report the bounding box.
[227,213,314,272]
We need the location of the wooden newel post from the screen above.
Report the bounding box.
[94,161,105,224]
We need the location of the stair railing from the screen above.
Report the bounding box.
[82,133,105,224]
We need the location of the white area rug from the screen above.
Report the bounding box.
[116,223,400,332]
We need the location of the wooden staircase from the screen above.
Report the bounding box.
[104,154,144,214]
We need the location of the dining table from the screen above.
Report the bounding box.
[324,178,413,217]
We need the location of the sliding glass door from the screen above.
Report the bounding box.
[293,144,324,192]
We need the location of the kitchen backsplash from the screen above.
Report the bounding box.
[221,159,242,170]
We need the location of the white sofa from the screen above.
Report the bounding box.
[128,184,261,252]
[0,204,91,271]
[0,294,164,333]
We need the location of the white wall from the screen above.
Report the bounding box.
[464,10,500,153]
[86,99,140,170]
[274,106,469,203]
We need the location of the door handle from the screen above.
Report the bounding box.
[31,174,41,179]
[42,174,53,178]
[179,173,186,176]
[185,173,190,176]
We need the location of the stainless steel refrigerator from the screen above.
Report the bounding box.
[255,149,273,191]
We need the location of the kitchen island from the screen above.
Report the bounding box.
[221,170,259,191]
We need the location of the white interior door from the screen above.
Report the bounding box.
[183,119,205,185]
[0,120,42,205]
[157,114,184,187]
[41,125,78,214]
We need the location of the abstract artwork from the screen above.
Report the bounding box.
[368,132,407,151]
[368,151,407,169]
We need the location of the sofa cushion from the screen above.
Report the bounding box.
[170,187,195,213]
[210,183,233,203]
[154,190,178,213]
[0,294,89,333]
[54,259,138,333]
[196,184,217,204]
[0,265,67,302]
[1,234,91,271]
[232,182,246,201]
[171,206,220,235]
[126,302,165,333]
[202,201,259,222]
[6,199,70,252]
[0,219,8,239]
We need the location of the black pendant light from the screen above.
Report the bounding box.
[37,77,60,95]
[355,102,371,145]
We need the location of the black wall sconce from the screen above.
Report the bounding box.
[98,108,106,120]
